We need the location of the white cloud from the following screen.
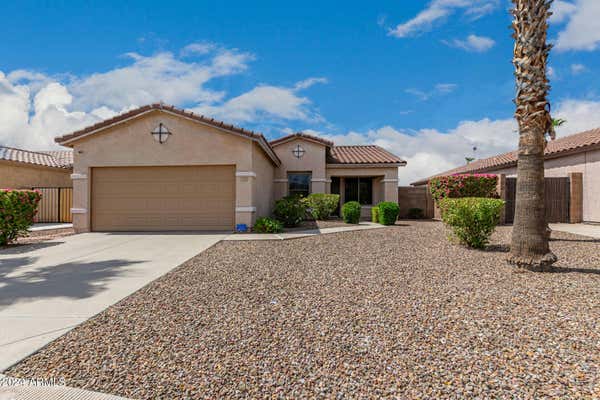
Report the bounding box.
[194,78,327,123]
[550,0,577,23]
[405,83,458,101]
[555,0,600,51]
[0,44,325,150]
[570,63,588,74]
[443,34,496,52]
[180,42,216,56]
[547,66,556,78]
[388,0,499,38]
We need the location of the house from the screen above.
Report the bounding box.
[54,103,405,232]
[411,128,600,223]
[0,146,73,189]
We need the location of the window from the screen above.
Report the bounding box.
[288,173,311,197]
[344,177,372,205]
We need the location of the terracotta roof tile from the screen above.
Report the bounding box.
[0,146,73,169]
[328,145,406,165]
[411,127,600,185]
[269,132,334,147]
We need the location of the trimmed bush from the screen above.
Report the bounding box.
[407,207,424,219]
[439,197,505,249]
[371,206,379,223]
[253,217,284,233]
[429,174,498,204]
[342,201,361,224]
[273,196,307,227]
[0,189,42,246]
[305,193,340,220]
[377,201,399,225]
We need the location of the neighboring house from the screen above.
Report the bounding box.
[55,103,405,232]
[412,128,600,223]
[0,146,73,189]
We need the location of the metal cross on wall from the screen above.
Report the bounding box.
[292,144,305,158]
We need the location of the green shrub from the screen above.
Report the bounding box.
[305,193,340,220]
[273,196,307,227]
[407,207,424,219]
[377,202,400,225]
[253,217,284,233]
[371,206,379,223]
[341,201,361,224]
[0,189,42,245]
[429,174,498,204]
[439,197,505,249]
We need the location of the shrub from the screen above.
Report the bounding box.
[0,189,42,246]
[305,193,340,220]
[439,197,505,249]
[407,207,424,219]
[429,174,498,204]
[253,217,284,233]
[377,202,399,225]
[273,196,307,227]
[371,206,379,223]
[341,201,361,224]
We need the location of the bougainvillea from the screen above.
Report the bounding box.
[429,174,498,204]
[0,189,42,245]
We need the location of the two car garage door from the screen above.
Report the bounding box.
[91,166,235,231]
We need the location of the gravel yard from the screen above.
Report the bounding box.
[0,228,74,251]
[7,221,600,399]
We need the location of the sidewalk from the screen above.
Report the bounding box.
[550,223,600,239]
[29,223,73,232]
[224,221,385,241]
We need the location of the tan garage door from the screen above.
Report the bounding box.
[92,166,235,231]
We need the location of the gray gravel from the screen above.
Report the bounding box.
[7,221,600,399]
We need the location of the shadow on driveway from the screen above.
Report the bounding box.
[0,257,143,308]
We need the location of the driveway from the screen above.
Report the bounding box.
[550,223,600,239]
[0,232,226,371]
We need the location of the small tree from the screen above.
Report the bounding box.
[0,189,42,245]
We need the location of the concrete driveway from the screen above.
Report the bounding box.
[0,232,226,371]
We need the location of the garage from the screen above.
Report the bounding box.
[91,166,235,231]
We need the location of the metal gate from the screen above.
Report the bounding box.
[33,188,73,223]
[505,177,570,223]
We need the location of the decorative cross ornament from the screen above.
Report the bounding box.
[151,123,171,144]
[292,144,305,158]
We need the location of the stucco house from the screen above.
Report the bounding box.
[54,103,405,232]
[0,146,73,189]
[412,127,600,223]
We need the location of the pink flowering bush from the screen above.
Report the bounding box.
[429,174,498,204]
[0,189,42,245]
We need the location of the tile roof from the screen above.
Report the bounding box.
[0,146,73,169]
[328,145,406,165]
[269,132,334,147]
[54,103,281,166]
[411,127,600,185]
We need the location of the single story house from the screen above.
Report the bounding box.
[412,127,600,223]
[55,103,405,232]
[0,146,73,189]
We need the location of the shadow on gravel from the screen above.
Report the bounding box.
[551,266,600,275]
[484,244,510,253]
[550,237,600,243]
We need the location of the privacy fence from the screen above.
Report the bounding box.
[33,187,73,223]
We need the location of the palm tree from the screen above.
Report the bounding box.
[507,0,557,271]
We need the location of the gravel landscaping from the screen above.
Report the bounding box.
[7,221,600,399]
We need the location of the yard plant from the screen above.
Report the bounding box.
[0,189,42,246]
[253,217,284,233]
[429,174,498,203]
[305,193,340,220]
[507,0,557,270]
[371,206,379,223]
[341,201,361,224]
[440,197,505,249]
[377,202,399,225]
[273,196,307,227]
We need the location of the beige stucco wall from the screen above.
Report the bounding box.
[252,142,275,218]
[488,149,600,222]
[272,138,327,198]
[0,161,72,189]
[68,110,276,232]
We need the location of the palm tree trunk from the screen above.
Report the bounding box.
[507,0,557,271]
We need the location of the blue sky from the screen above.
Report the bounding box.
[1,0,599,183]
